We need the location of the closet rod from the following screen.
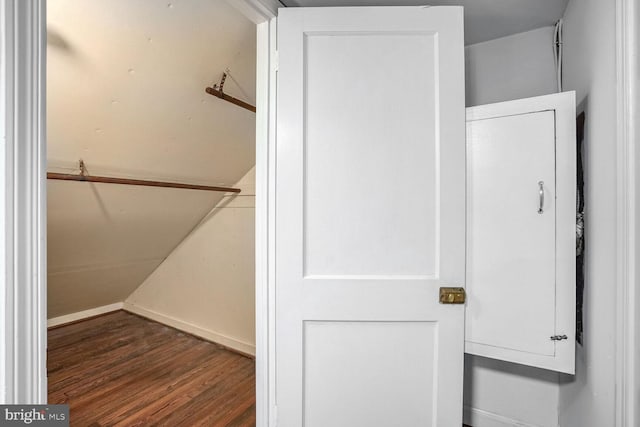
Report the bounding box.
[205,87,256,113]
[47,172,241,193]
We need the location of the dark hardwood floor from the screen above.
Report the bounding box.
[48,310,255,427]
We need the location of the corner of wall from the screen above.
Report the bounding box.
[124,166,257,355]
[465,25,557,107]
[556,0,618,425]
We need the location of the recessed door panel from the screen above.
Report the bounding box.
[466,110,556,355]
[304,321,437,427]
[303,32,438,278]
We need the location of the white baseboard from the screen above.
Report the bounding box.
[47,302,124,328]
[123,302,256,357]
[464,406,547,427]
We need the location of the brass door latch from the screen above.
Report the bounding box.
[439,287,466,304]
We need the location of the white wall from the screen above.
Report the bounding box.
[463,26,561,427]
[465,26,557,107]
[558,0,618,425]
[464,356,560,427]
[125,167,256,355]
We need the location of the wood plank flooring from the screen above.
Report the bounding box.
[48,310,255,427]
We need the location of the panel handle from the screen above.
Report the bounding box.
[538,181,545,214]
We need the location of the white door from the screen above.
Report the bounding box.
[275,7,466,427]
[465,93,576,374]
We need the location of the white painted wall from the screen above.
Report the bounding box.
[558,0,618,425]
[125,167,256,355]
[463,26,561,427]
[465,26,557,107]
[464,355,560,427]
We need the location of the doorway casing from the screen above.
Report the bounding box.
[0,0,47,404]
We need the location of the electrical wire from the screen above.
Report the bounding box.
[554,19,564,92]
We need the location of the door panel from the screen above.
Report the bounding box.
[303,31,438,278]
[466,111,556,356]
[464,93,576,374]
[304,321,437,427]
[276,7,465,426]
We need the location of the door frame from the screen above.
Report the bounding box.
[1,1,638,427]
[231,2,280,427]
[614,0,639,425]
[0,0,47,404]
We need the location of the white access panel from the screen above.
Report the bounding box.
[465,92,576,374]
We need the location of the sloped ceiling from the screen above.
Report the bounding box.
[281,0,569,45]
[47,0,256,317]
